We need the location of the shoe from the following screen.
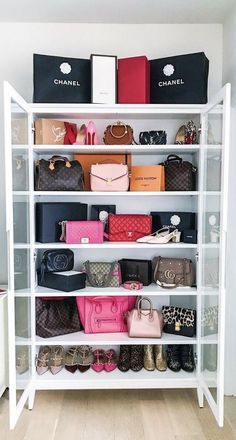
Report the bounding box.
[65,347,78,373]
[92,349,106,372]
[36,346,51,375]
[104,349,118,372]
[86,121,98,145]
[130,345,144,372]
[136,227,170,243]
[147,229,181,244]
[180,345,195,372]
[166,345,181,372]
[154,345,167,371]
[118,345,131,372]
[144,345,155,371]
[77,345,93,373]
[16,347,29,375]
[50,346,64,375]
[73,124,86,145]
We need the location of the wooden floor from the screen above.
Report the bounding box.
[0,389,236,440]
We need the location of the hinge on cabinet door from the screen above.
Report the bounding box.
[35,354,38,367]
[194,352,198,366]
[195,252,199,263]
[31,123,35,132]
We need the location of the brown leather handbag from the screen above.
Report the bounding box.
[160,154,197,191]
[35,155,84,191]
[153,257,194,288]
[103,121,133,145]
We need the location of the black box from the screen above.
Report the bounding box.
[150,212,196,236]
[38,271,86,292]
[33,54,91,103]
[150,52,209,104]
[119,259,152,286]
[183,229,198,244]
[36,202,88,243]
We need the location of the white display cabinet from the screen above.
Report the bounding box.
[4,81,230,428]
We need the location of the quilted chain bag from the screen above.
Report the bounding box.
[160,154,197,191]
[107,214,152,242]
[153,256,194,288]
[82,261,121,287]
[162,305,196,337]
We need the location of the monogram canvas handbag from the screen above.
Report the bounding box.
[160,154,197,191]
[35,155,84,191]
[153,256,194,288]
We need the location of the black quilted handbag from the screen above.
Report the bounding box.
[160,154,197,191]
[35,155,84,191]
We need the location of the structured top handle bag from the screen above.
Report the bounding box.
[160,154,197,191]
[35,155,84,191]
[103,121,134,145]
[126,296,164,338]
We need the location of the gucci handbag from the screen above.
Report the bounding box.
[103,121,133,145]
[107,214,152,242]
[153,257,194,288]
[126,297,164,338]
[160,154,197,191]
[162,306,196,337]
[90,163,129,191]
[35,155,84,191]
[38,249,74,298]
[82,261,121,287]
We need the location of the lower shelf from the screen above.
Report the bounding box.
[33,368,197,390]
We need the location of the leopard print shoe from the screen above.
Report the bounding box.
[118,345,131,372]
[130,345,144,372]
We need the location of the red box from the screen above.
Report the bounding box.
[118,56,150,104]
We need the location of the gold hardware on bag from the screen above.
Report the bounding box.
[66,161,71,168]
[164,269,175,280]
[49,161,55,171]
[106,178,112,185]
[175,321,181,332]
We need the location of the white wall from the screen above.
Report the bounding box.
[223,10,236,396]
[0,23,223,283]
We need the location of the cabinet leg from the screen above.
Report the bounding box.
[28,389,36,410]
[197,387,204,408]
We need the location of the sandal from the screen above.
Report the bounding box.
[136,227,177,243]
[65,347,78,373]
[50,346,64,375]
[104,349,118,372]
[36,346,51,375]
[77,345,93,373]
[92,349,105,372]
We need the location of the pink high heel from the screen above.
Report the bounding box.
[92,349,105,372]
[104,349,117,372]
[86,121,98,145]
[73,124,87,145]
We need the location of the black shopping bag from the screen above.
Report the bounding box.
[150,52,209,104]
[33,54,91,103]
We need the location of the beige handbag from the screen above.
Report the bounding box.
[126,297,164,338]
[153,257,194,288]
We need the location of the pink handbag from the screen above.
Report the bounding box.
[126,297,164,338]
[90,163,129,191]
[60,220,104,244]
[76,296,137,333]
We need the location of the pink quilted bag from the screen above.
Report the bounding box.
[60,220,104,244]
[76,295,137,333]
[90,164,129,191]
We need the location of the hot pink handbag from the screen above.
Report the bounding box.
[76,296,137,333]
[90,163,129,191]
[60,220,104,244]
[126,297,164,338]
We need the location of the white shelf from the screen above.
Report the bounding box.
[34,241,198,249]
[33,145,200,155]
[34,191,199,196]
[15,284,198,297]
[34,368,197,390]
[35,331,197,346]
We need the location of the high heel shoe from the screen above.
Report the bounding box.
[86,121,98,145]
[118,345,131,372]
[180,345,195,373]
[166,345,181,372]
[77,345,93,373]
[136,227,170,243]
[92,349,105,372]
[154,345,167,371]
[65,347,78,373]
[130,345,144,372]
[136,227,181,244]
[36,346,51,375]
[50,346,64,375]
[104,349,118,372]
[144,345,155,371]
[73,124,86,145]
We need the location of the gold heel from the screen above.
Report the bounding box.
[172,231,181,243]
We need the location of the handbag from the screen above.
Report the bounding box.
[103,121,133,145]
[90,163,129,192]
[82,261,121,287]
[162,305,196,337]
[153,257,194,288]
[36,297,82,338]
[107,214,152,242]
[35,155,84,191]
[13,156,28,191]
[139,131,167,145]
[60,220,104,244]
[130,165,165,191]
[119,258,153,286]
[76,296,136,333]
[160,154,197,191]
[126,297,164,338]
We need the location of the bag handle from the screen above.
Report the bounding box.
[109,121,128,139]
[166,154,183,164]
[88,296,118,314]
[137,296,153,319]
[49,156,71,170]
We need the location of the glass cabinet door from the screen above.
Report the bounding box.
[199,84,231,427]
[4,82,32,429]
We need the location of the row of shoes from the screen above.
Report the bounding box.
[36,345,118,375]
[118,345,195,373]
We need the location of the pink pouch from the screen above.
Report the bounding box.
[60,221,104,244]
[76,295,137,333]
[90,164,129,191]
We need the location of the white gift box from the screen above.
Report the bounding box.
[91,54,117,104]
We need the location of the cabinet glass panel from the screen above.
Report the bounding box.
[201,103,223,407]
